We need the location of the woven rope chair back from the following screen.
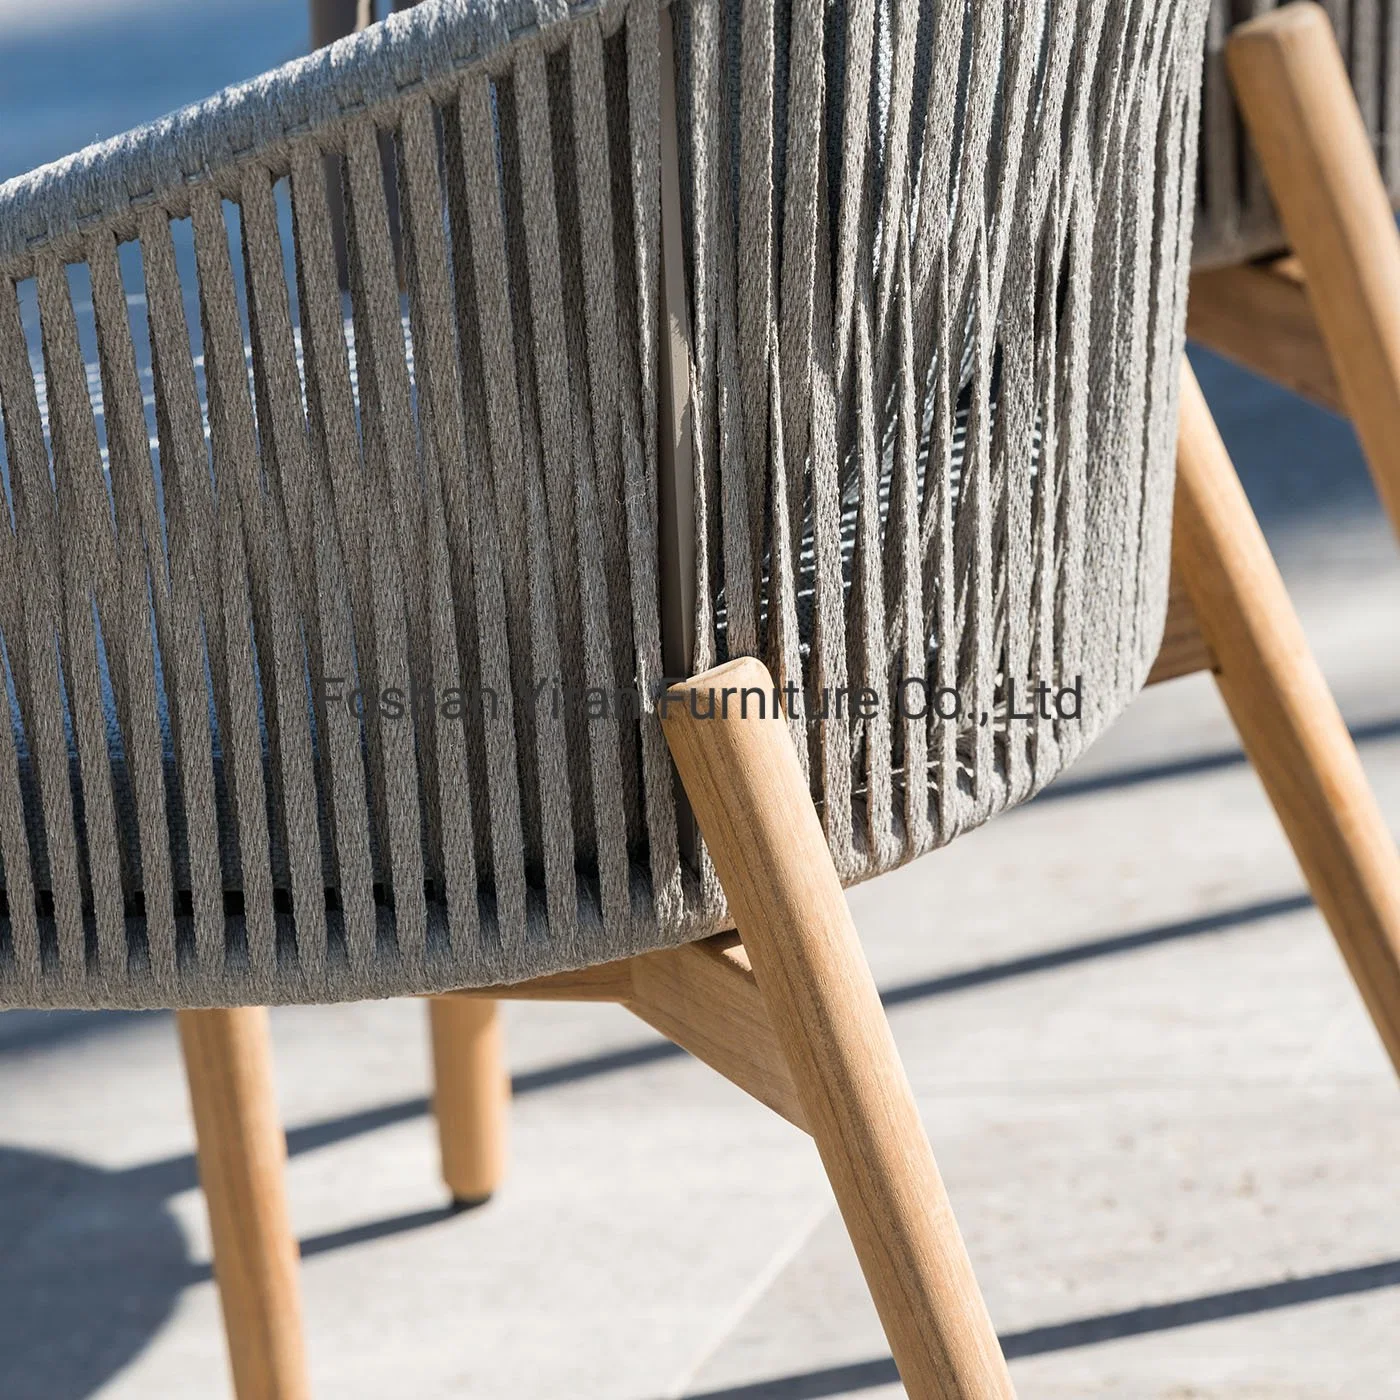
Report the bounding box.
[0,0,1210,1010]
[1195,0,1399,267]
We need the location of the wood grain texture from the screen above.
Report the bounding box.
[1176,361,1400,1077]
[177,1008,309,1400]
[428,996,509,1204]
[1147,568,1216,685]
[662,660,1014,1400]
[627,935,808,1131]
[441,959,638,1002]
[1188,257,1343,414]
[443,933,806,1127]
[1228,3,1400,537]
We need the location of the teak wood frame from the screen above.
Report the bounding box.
[173,4,1400,1396]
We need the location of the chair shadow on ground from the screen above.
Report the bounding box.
[0,1144,186,1400]
[0,1123,465,1400]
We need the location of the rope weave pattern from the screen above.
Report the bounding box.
[0,0,1209,1008]
[1194,0,1400,268]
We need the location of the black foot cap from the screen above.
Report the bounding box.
[449,1192,493,1214]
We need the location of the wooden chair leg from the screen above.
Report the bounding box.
[1227,3,1400,540]
[177,1008,309,1400]
[427,996,509,1207]
[662,662,1014,1400]
[1174,361,1400,1075]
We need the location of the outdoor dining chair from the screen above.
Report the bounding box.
[1190,2,1400,553]
[5,1,1400,1397]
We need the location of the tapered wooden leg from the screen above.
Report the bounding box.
[662,662,1013,1400]
[1175,361,1400,1075]
[1227,3,1400,539]
[177,1008,309,1400]
[428,996,508,1206]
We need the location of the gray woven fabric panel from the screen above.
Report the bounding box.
[675,0,1210,889]
[1194,0,1400,268]
[0,0,1210,1009]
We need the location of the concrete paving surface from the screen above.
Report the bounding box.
[2,3,1400,1396]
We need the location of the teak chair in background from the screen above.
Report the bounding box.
[1190,2,1400,543]
[5,2,1400,1399]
